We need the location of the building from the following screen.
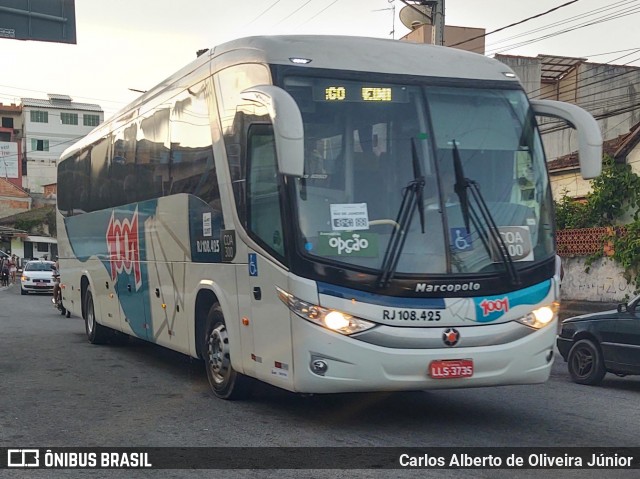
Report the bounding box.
[495,55,640,200]
[0,177,31,218]
[0,205,57,262]
[0,102,24,189]
[21,93,103,194]
[401,24,485,54]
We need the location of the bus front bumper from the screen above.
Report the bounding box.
[290,318,556,394]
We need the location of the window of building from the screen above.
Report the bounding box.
[61,112,78,125]
[30,111,48,123]
[83,114,100,127]
[31,139,50,151]
[2,117,13,128]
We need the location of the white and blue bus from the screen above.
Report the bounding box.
[57,36,602,399]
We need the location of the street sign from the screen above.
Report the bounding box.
[0,0,76,44]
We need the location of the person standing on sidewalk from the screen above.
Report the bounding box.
[9,255,17,284]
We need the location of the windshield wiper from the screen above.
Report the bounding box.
[451,141,520,286]
[378,139,426,288]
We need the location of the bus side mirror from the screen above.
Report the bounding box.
[530,99,603,179]
[241,85,304,177]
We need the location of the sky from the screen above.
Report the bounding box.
[1,0,638,119]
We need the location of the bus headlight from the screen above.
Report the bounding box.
[276,287,375,335]
[517,302,559,329]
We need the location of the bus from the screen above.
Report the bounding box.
[56,35,602,399]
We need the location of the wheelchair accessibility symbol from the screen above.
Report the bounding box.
[450,227,473,252]
[248,253,258,276]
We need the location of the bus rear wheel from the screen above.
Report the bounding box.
[85,287,109,344]
[203,304,250,399]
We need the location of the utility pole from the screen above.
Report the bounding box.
[423,0,445,46]
[402,1,445,46]
[432,0,445,46]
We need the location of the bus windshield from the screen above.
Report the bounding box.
[284,75,554,276]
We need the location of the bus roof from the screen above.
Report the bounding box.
[61,35,520,160]
[211,35,518,82]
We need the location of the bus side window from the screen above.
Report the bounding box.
[246,124,285,258]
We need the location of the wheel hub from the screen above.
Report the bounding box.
[573,348,593,377]
[207,325,230,385]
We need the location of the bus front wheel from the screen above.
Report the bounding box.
[203,304,250,400]
[84,287,110,344]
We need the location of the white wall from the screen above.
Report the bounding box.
[561,256,635,302]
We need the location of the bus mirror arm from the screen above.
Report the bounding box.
[530,99,603,179]
[241,85,305,177]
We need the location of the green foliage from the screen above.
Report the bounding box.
[555,155,640,287]
[45,209,57,238]
[554,192,593,229]
[14,218,42,233]
[609,223,640,286]
[9,206,56,237]
[589,155,640,224]
[555,155,640,229]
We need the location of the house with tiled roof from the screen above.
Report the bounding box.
[496,54,640,202]
[548,122,640,205]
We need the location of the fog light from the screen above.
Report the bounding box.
[311,359,328,376]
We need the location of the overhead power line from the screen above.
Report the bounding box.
[516,47,640,100]
[484,0,638,54]
[274,0,314,26]
[487,2,640,55]
[246,0,282,26]
[448,0,581,48]
[301,0,339,26]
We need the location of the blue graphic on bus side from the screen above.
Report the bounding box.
[64,200,157,340]
[473,280,551,323]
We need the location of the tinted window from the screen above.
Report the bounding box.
[25,262,54,272]
[247,125,284,257]
[58,79,220,216]
[169,80,219,205]
[214,64,271,221]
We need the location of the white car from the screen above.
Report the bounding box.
[20,260,56,295]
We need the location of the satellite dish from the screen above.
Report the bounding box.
[399,5,433,30]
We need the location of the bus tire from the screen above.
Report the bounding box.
[84,287,109,345]
[203,304,250,400]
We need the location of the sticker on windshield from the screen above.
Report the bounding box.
[491,226,533,262]
[450,227,473,252]
[317,232,378,257]
[330,203,369,231]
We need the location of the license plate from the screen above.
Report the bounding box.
[35,282,47,286]
[429,359,474,379]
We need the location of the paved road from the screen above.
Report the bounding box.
[1,284,638,478]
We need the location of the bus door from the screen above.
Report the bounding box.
[242,124,295,388]
[245,251,293,388]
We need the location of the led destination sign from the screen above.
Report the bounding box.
[314,82,408,103]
